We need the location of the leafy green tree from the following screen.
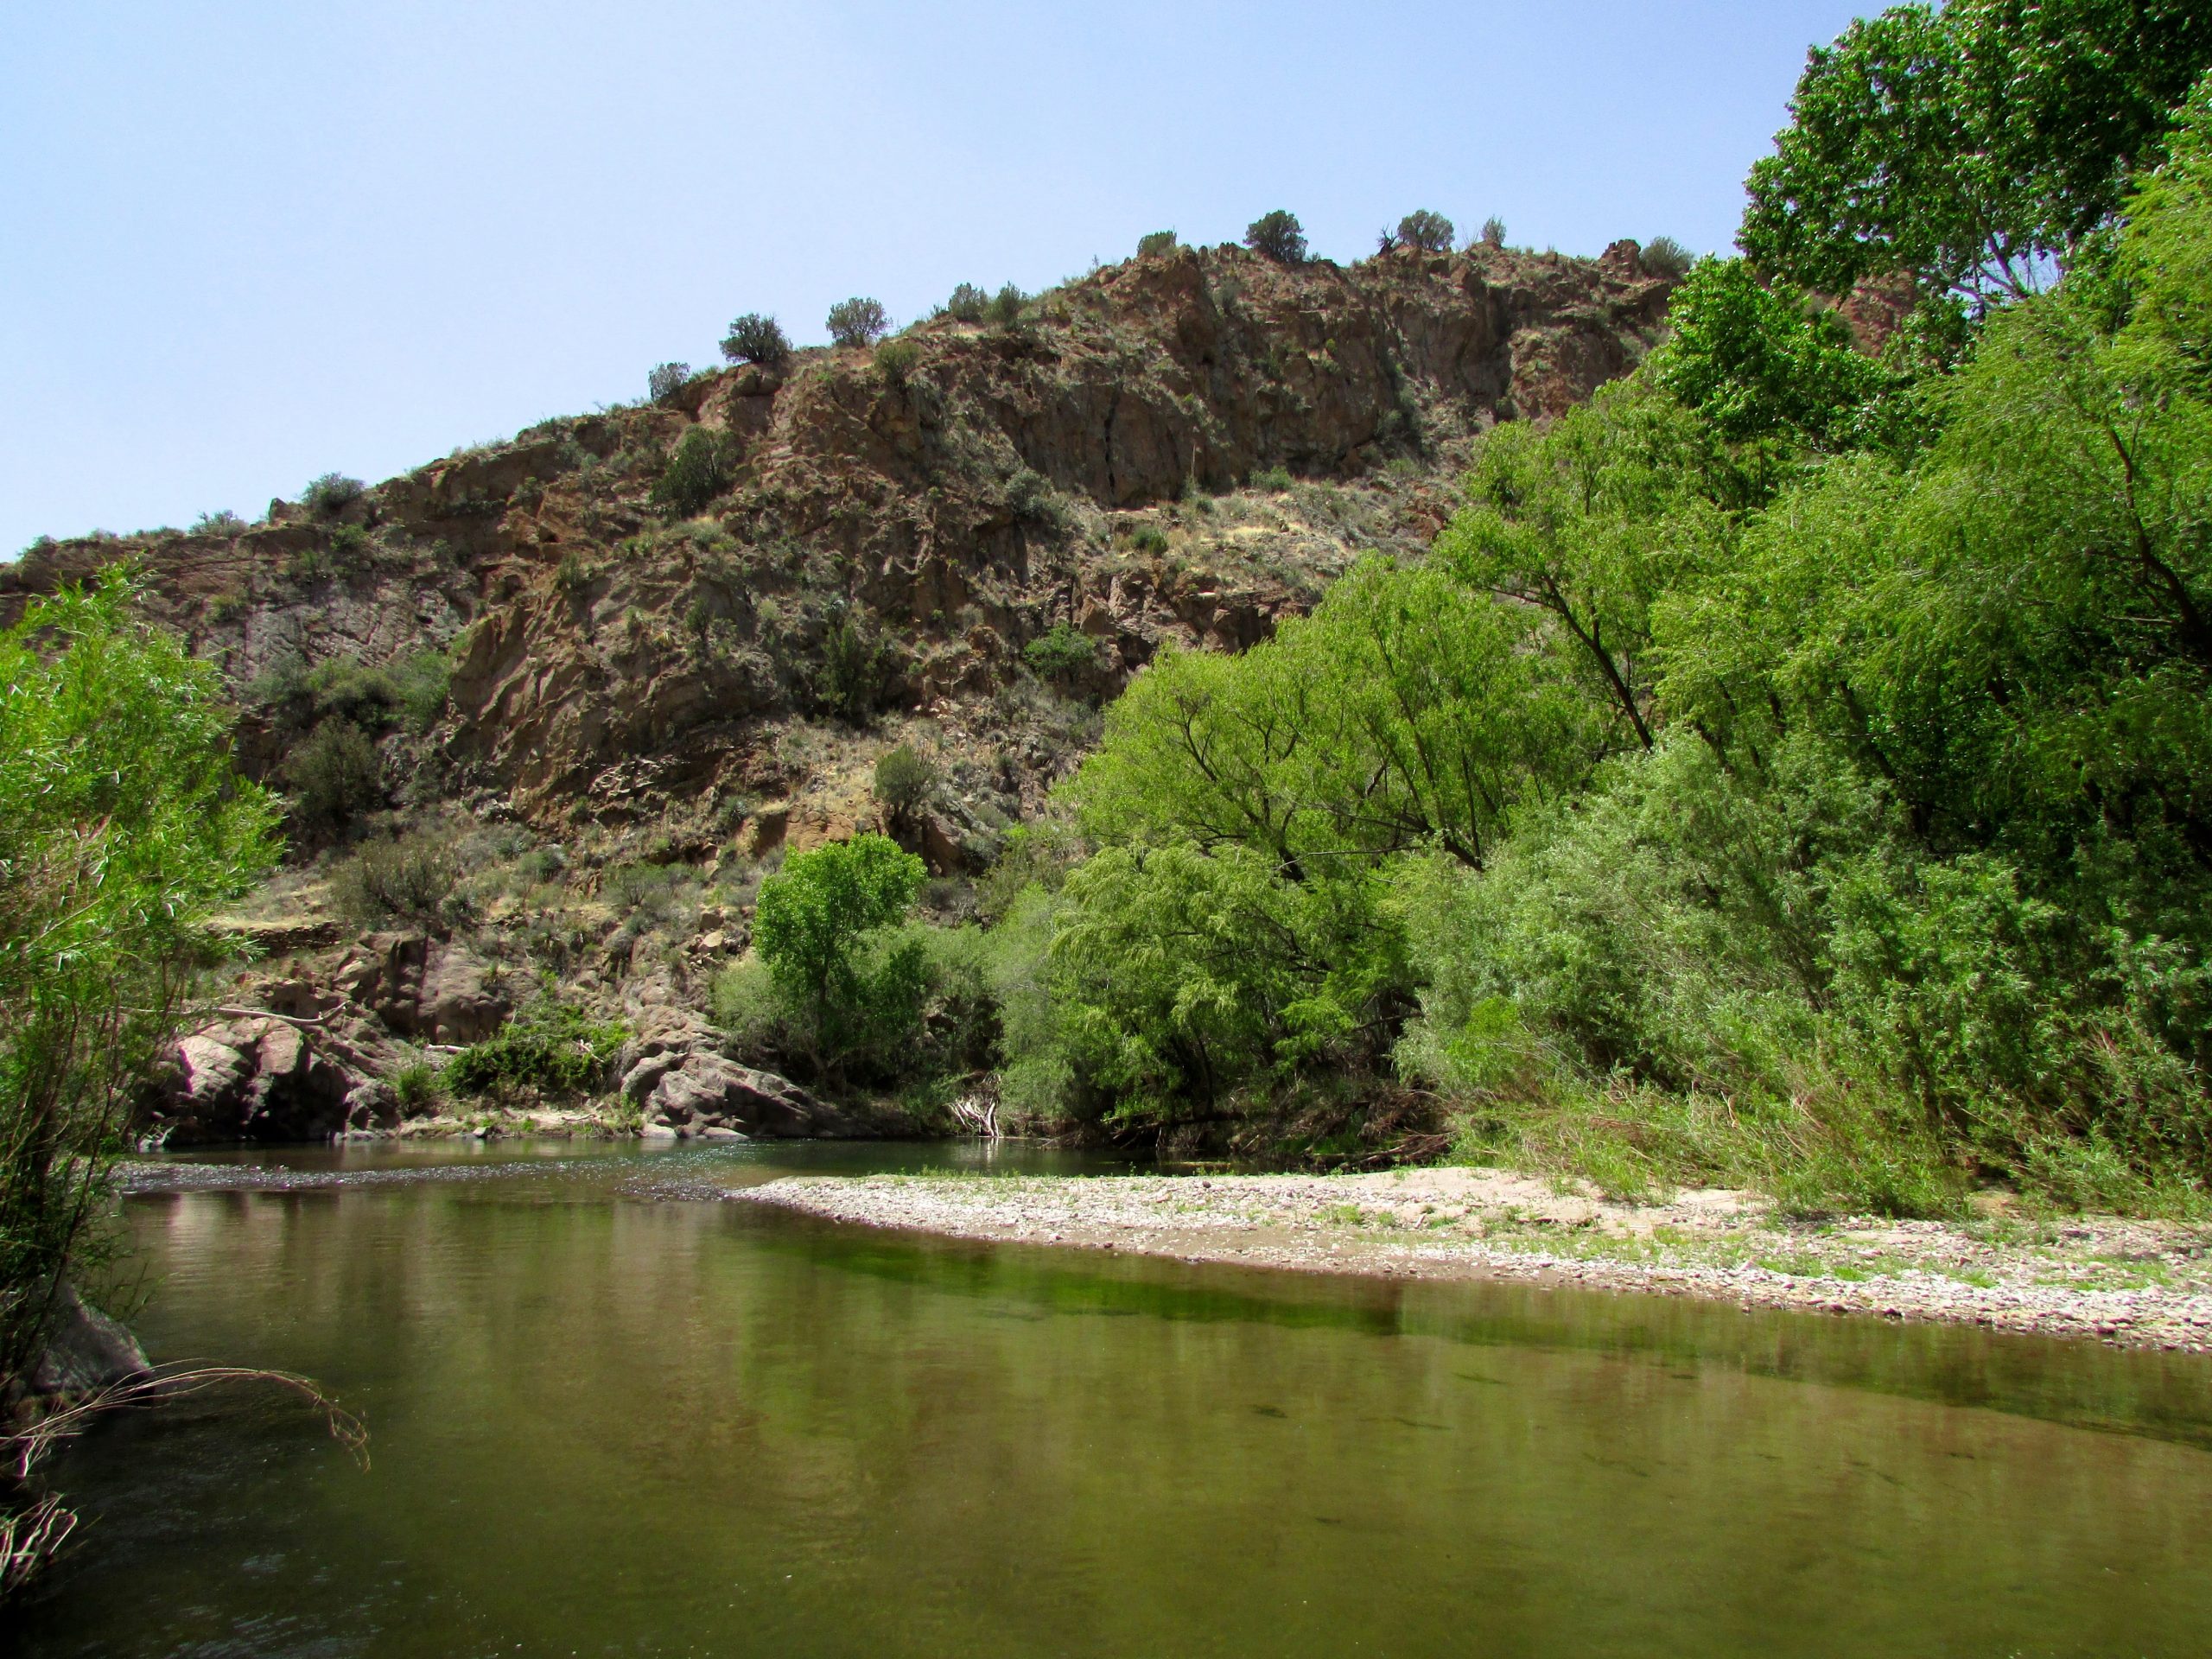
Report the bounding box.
[1136,230,1178,258]
[1440,377,1738,747]
[282,716,384,839]
[826,296,890,348]
[721,313,791,368]
[872,744,938,828]
[753,835,927,1075]
[1647,257,1897,455]
[1244,211,1306,265]
[1396,210,1454,253]
[0,575,281,1389]
[944,283,988,322]
[1741,0,2212,306]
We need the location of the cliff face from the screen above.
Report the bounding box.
[6,237,1675,840]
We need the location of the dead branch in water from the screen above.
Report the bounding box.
[2,1364,367,1602]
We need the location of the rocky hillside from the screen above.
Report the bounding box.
[3,234,1676,1143]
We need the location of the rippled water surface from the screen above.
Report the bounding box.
[20,1140,2212,1657]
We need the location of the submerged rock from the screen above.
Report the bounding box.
[25,1284,150,1401]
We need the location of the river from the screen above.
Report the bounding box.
[17,1140,2212,1656]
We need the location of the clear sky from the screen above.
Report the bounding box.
[0,1,1872,553]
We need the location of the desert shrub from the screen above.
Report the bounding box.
[648,361,693,403]
[710,956,786,1053]
[873,744,939,822]
[874,337,921,387]
[1252,465,1294,492]
[1642,236,1694,278]
[445,1003,627,1098]
[390,1057,446,1116]
[555,550,591,594]
[1245,210,1307,265]
[721,313,791,368]
[651,428,734,516]
[332,832,460,926]
[1128,524,1170,556]
[985,284,1027,327]
[826,296,890,348]
[1480,216,1507,248]
[1137,230,1178,258]
[1005,467,1065,530]
[814,605,892,724]
[1397,210,1454,253]
[944,283,989,322]
[282,717,384,837]
[192,510,246,536]
[302,474,365,516]
[1023,622,1096,683]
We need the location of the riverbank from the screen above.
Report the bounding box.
[736,1166,2212,1353]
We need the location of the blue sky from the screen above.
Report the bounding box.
[0,1,1871,552]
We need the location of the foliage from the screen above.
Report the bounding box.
[651,428,734,517]
[873,744,938,822]
[0,574,280,1390]
[826,296,890,348]
[1136,230,1178,258]
[1740,0,2212,306]
[874,337,921,387]
[1396,210,1454,253]
[191,510,246,537]
[1244,210,1307,266]
[944,283,989,322]
[1641,236,1694,279]
[1023,622,1096,684]
[1479,217,1506,248]
[647,361,692,403]
[444,1003,627,1098]
[281,718,383,839]
[1647,257,1895,454]
[985,284,1027,327]
[332,833,460,927]
[302,474,365,516]
[1004,466,1063,527]
[751,836,926,1076]
[813,604,892,724]
[721,313,791,368]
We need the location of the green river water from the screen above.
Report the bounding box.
[16,1139,2212,1657]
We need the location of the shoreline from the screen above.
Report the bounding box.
[733,1166,2212,1354]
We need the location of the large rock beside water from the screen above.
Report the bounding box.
[146,1015,391,1145]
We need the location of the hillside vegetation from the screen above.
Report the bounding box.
[7,0,2211,1228]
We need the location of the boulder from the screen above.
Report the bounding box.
[641,1052,871,1139]
[147,1016,385,1145]
[25,1284,149,1401]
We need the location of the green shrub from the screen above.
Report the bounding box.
[1244,210,1306,265]
[1128,524,1170,556]
[391,1058,447,1116]
[944,283,989,322]
[721,313,791,368]
[1397,210,1454,253]
[1023,622,1096,683]
[826,296,890,348]
[332,833,460,926]
[873,744,939,822]
[1642,236,1694,279]
[875,337,921,387]
[192,510,247,536]
[648,361,692,403]
[282,717,384,837]
[985,283,1027,327]
[1252,465,1294,491]
[445,1003,628,1098]
[710,956,786,1053]
[814,605,891,723]
[1136,230,1178,258]
[1480,216,1506,248]
[302,473,365,515]
[651,428,734,516]
[1005,466,1062,527]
